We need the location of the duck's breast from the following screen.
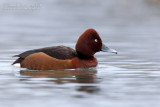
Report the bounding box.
[71,57,98,69]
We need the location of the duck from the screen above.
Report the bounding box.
[12,29,117,70]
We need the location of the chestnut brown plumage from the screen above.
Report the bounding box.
[13,46,77,64]
[13,28,117,70]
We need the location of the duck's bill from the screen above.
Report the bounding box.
[101,43,118,54]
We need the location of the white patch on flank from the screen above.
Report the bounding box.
[13,63,20,67]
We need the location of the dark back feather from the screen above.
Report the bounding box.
[13,46,77,64]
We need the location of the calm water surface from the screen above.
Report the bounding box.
[0,0,160,107]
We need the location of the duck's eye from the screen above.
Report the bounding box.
[94,39,98,42]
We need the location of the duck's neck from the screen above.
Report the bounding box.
[77,52,94,59]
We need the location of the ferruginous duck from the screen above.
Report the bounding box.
[12,29,117,70]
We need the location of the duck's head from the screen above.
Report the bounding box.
[76,29,117,58]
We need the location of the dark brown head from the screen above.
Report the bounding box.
[76,29,102,57]
[76,29,117,58]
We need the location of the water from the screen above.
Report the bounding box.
[0,0,160,107]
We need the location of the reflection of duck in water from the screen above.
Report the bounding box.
[20,69,97,84]
[20,69,99,93]
[13,29,117,70]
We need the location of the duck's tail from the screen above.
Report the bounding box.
[12,58,24,65]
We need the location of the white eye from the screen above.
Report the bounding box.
[94,39,98,42]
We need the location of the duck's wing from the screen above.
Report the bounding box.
[12,46,77,64]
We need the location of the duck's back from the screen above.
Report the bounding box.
[13,46,77,65]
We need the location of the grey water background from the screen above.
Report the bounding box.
[0,0,160,107]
